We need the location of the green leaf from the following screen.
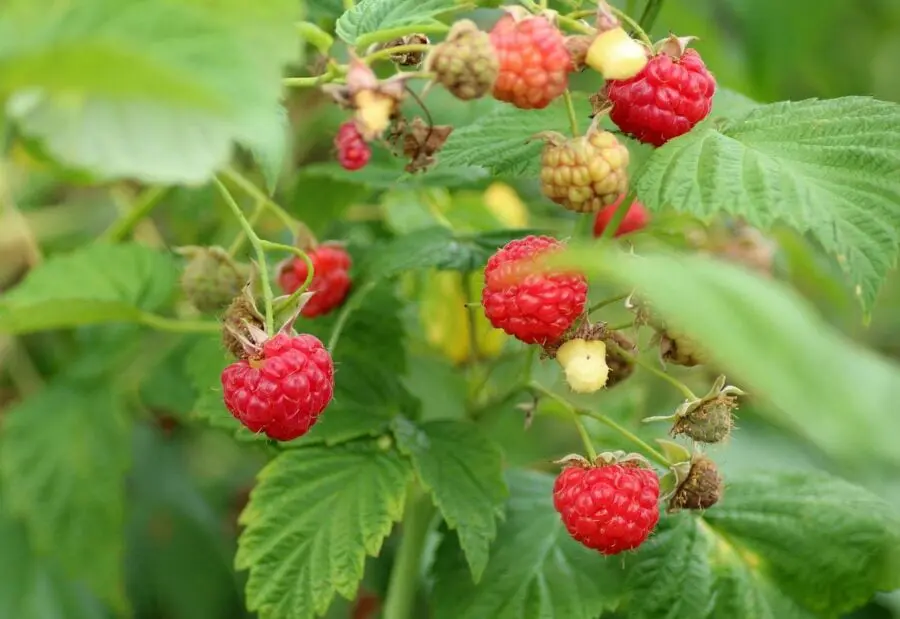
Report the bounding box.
[300,280,417,411]
[431,469,624,619]
[368,227,546,278]
[634,97,900,311]
[0,382,132,610]
[393,417,507,582]
[244,103,291,195]
[624,471,900,619]
[702,471,900,616]
[563,246,900,467]
[437,98,595,177]
[236,441,413,619]
[0,499,106,619]
[0,0,298,183]
[300,160,488,189]
[0,242,177,334]
[335,0,454,46]
[624,514,713,618]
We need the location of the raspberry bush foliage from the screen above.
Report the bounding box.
[2,0,900,618]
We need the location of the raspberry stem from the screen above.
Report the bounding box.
[608,341,698,400]
[221,166,299,235]
[562,90,580,137]
[260,240,316,314]
[214,177,276,334]
[328,279,377,350]
[356,23,452,50]
[578,410,671,467]
[588,292,629,313]
[137,312,222,334]
[605,4,654,49]
[282,70,336,88]
[101,186,169,242]
[227,197,266,257]
[529,382,598,460]
[382,485,436,619]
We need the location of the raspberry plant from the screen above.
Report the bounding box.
[1,0,900,618]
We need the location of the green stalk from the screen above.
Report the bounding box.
[579,410,670,467]
[102,186,169,242]
[382,487,436,619]
[214,177,275,333]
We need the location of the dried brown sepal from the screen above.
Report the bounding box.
[667,455,723,512]
[565,34,594,72]
[385,34,430,67]
[655,34,699,59]
[604,329,636,388]
[589,91,613,118]
[221,282,266,359]
[399,118,454,173]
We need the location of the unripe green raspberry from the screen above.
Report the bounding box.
[668,455,723,512]
[178,246,249,314]
[673,393,735,442]
[539,129,630,213]
[426,19,498,101]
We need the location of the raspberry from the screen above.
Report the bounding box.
[604,46,716,147]
[277,245,352,318]
[540,129,630,213]
[426,19,498,101]
[593,195,650,237]
[553,462,660,554]
[673,392,736,443]
[221,333,334,441]
[556,338,610,394]
[178,246,248,313]
[335,121,371,171]
[490,13,571,110]
[668,456,723,512]
[481,235,587,345]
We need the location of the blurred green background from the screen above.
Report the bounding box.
[1,0,899,617]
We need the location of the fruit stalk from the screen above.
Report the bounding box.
[562,90,580,137]
[609,341,697,399]
[578,410,670,467]
[529,383,598,459]
[363,44,432,65]
[228,197,266,257]
[221,166,299,234]
[382,485,436,619]
[260,240,316,313]
[101,186,170,242]
[214,177,276,333]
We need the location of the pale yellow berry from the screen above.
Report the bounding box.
[585,27,649,80]
[556,339,610,394]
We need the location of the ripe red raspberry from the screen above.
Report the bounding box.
[490,14,571,110]
[604,47,716,146]
[277,245,352,318]
[593,195,650,237]
[335,121,371,171]
[221,333,334,441]
[481,235,587,345]
[553,462,660,554]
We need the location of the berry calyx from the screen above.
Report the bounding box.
[426,19,498,101]
[553,455,660,555]
[593,195,651,237]
[603,37,716,146]
[177,246,249,314]
[556,338,610,394]
[539,128,630,213]
[335,121,371,171]
[481,235,587,345]
[221,283,267,359]
[221,332,334,441]
[277,244,352,318]
[490,13,571,110]
[668,455,724,512]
